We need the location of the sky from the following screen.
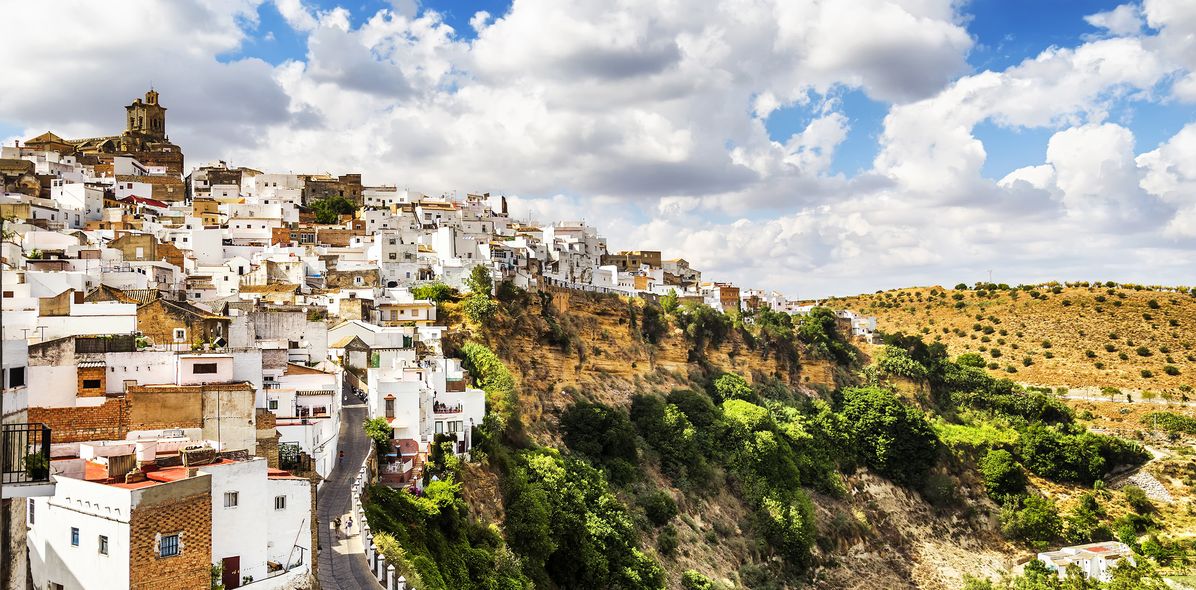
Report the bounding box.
[2,0,1195,298]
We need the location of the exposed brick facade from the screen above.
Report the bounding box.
[77,364,106,397]
[28,398,129,442]
[128,476,212,590]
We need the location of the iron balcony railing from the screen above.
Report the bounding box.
[2,423,52,485]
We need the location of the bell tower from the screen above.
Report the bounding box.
[125,89,167,141]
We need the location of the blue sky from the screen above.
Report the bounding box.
[218,0,1183,184]
[6,0,1194,297]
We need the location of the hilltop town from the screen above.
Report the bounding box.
[0,90,841,590]
[4,91,1195,590]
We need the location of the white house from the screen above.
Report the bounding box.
[1037,541,1135,582]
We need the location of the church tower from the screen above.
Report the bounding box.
[125,89,167,141]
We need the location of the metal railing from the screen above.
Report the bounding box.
[2,423,52,485]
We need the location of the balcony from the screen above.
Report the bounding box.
[432,402,463,415]
[1,422,55,498]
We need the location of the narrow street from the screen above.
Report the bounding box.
[316,379,381,589]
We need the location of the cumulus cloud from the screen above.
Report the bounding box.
[3,0,1196,296]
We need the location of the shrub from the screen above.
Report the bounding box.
[410,282,457,302]
[1163,365,1180,376]
[1148,299,1160,309]
[1141,369,1154,378]
[712,373,753,403]
[1000,494,1062,549]
[639,490,678,527]
[840,387,938,487]
[1019,425,1147,485]
[1137,346,1152,357]
[980,449,1027,500]
[1086,350,1097,358]
[681,571,716,590]
[560,401,638,482]
[957,353,986,368]
[463,294,497,324]
[1123,485,1154,514]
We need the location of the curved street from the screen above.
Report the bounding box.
[316,380,381,589]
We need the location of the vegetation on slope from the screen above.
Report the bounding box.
[366,281,1189,588]
[824,282,1196,391]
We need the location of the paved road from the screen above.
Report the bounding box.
[316,381,381,589]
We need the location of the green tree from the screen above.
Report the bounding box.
[310,195,357,224]
[660,289,679,314]
[465,265,493,296]
[712,373,753,403]
[1000,494,1061,549]
[463,294,497,324]
[840,387,939,487]
[980,449,1027,500]
[411,282,457,302]
[363,417,392,454]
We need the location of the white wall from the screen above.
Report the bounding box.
[266,477,312,574]
[26,365,77,408]
[28,477,133,590]
[177,355,234,386]
[105,351,177,393]
[203,459,271,584]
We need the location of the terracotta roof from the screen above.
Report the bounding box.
[239,283,299,293]
[285,362,331,375]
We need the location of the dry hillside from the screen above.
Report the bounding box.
[446,288,1018,590]
[822,284,1196,392]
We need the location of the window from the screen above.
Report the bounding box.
[28,499,34,524]
[8,367,25,388]
[224,491,238,508]
[435,421,444,435]
[192,363,218,374]
[158,534,180,557]
[274,496,286,510]
[268,399,280,410]
[82,379,101,390]
[71,527,79,546]
[173,328,186,342]
[384,398,395,418]
[448,420,462,434]
[99,535,108,555]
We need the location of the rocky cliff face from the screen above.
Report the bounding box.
[444,289,1019,589]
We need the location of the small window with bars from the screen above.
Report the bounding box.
[224,491,239,508]
[158,534,180,557]
[274,496,286,510]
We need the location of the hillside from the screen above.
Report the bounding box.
[364,278,1195,590]
[821,283,1196,392]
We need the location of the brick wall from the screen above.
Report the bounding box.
[129,476,212,590]
[77,365,106,397]
[256,409,280,469]
[126,386,204,433]
[28,398,129,442]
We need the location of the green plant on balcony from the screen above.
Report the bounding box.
[25,452,49,480]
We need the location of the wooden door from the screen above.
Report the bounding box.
[222,556,241,589]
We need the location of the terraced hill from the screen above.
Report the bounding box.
[821,283,1196,392]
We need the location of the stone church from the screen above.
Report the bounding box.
[24,89,185,175]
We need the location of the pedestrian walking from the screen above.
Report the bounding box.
[345,516,353,535]
[338,450,345,467]
[332,516,341,539]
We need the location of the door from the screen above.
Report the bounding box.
[222,556,241,589]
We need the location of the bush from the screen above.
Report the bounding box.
[712,373,753,403]
[1000,494,1061,549]
[639,490,678,527]
[1137,346,1152,357]
[840,387,938,487]
[980,449,1027,500]
[1141,369,1154,378]
[310,194,357,223]
[560,401,638,482]
[410,282,457,302]
[464,265,493,296]
[957,353,986,368]
[1163,365,1180,376]
[462,294,497,324]
[1123,485,1154,514]
[681,570,716,590]
[1019,424,1147,485]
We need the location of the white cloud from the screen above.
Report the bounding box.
[4,0,1196,296]
[1085,4,1144,36]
